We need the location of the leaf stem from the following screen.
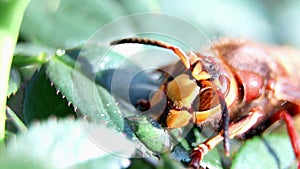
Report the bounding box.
[0,0,31,146]
[6,106,27,133]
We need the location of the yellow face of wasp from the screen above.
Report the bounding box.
[166,74,200,108]
[149,73,223,129]
[148,52,236,129]
[148,74,200,129]
[164,74,200,128]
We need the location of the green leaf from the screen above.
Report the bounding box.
[81,46,128,72]
[23,66,76,124]
[13,43,54,67]
[6,118,135,169]
[12,43,55,79]
[232,134,297,169]
[93,49,160,105]
[127,158,156,169]
[7,67,21,97]
[127,116,171,154]
[158,154,186,169]
[6,106,27,133]
[45,54,124,131]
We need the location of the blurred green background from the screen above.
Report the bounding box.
[20,0,300,49]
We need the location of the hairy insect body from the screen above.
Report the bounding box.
[111,38,300,169]
[215,39,300,132]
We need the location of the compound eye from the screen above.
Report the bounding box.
[198,87,219,111]
[193,80,218,111]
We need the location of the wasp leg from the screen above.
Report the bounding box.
[279,110,300,169]
[190,108,262,169]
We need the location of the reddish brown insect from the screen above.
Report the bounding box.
[111,38,300,168]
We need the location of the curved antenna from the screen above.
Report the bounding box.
[111,38,191,69]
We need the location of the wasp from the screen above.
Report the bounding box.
[111,38,300,168]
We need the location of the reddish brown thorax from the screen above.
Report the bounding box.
[235,70,264,103]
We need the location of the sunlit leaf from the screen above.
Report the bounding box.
[232,134,297,169]
[13,43,54,79]
[45,54,124,131]
[6,118,135,169]
[127,116,171,154]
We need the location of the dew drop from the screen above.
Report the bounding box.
[56,49,65,56]
[119,159,131,168]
